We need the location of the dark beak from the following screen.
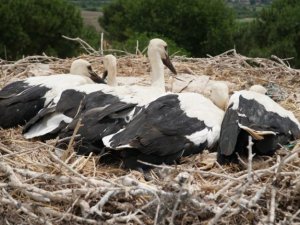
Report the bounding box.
[162,54,177,75]
[102,70,108,81]
[89,68,106,84]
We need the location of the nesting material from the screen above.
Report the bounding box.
[0,51,300,225]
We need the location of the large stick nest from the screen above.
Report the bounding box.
[0,50,299,225]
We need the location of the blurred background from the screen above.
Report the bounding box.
[1,0,299,68]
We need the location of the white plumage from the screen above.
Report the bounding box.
[23,55,118,139]
[102,83,229,169]
[23,39,177,152]
[218,89,300,164]
[0,59,102,128]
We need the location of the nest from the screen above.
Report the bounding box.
[0,50,300,225]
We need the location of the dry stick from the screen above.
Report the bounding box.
[275,144,300,181]
[0,162,50,203]
[105,213,143,225]
[208,197,236,225]
[209,49,237,58]
[14,167,111,187]
[178,78,195,93]
[0,148,38,159]
[1,191,52,225]
[210,179,254,225]
[3,164,112,204]
[92,157,97,177]
[214,180,240,199]
[232,147,300,181]
[76,152,94,172]
[247,186,267,208]
[271,55,293,69]
[37,206,98,225]
[56,134,80,144]
[8,66,30,80]
[231,145,299,219]
[269,187,277,224]
[228,184,267,217]
[9,55,61,66]
[57,196,81,223]
[137,161,239,181]
[136,40,139,55]
[119,176,163,225]
[62,35,99,55]
[291,209,300,222]
[52,187,120,196]
[79,200,90,217]
[48,150,96,187]
[0,143,13,154]
[0,183,109,214]
[61,118,82,161]
[154,198,161,225]
[0,182,75,204]
[100,32,104,56]
[247,136,254,182]
[169,185,185,225]
[70,155,85,169]
[103,48,135,56]
[64,152,77,165]
[90,190,121,216]
[209,137,256,224]
[174,53,298,89]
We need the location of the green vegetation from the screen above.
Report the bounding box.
[228,1,272,19]
[111,32,190,56]
[1,0,299,68]
[0,0,100,60]
[100,0,236,57]
[235,0,300,67]
[69,0,110,11]
[99,0,300,68]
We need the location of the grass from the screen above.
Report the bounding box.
[81,10,103,32]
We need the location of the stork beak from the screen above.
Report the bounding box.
[102,70,108,81]
[89,67,106,84]
[162,54,177,75]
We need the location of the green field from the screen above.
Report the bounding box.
[68,0,110,11]
[237,17,255,23]
[81,10,103,32]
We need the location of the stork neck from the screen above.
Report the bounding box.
[107,66,117,86]
[211,93,229,110]
[149,53,166,92]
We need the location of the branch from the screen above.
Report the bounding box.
[62,35,99,55]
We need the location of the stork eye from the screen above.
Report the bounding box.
[87,65,92,70]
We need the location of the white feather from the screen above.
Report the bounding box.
[230,90,300,129]
[102,128,125,148]
[178,93,225,127]
[24,113,72,139]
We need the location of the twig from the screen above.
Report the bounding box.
[268,187,277,224]
[48,150,95,186]
[14,167,110,187]
[1,191,52,225]
[247,136,254,182]
[100,32,104,56]
[62,35,99,55]
[37,206,98,224]
[90,190,121,216]
[61,118,82,161]
[136,40,139,55]
[169,186,185,225]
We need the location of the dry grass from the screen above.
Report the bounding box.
[0,51,300,225]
